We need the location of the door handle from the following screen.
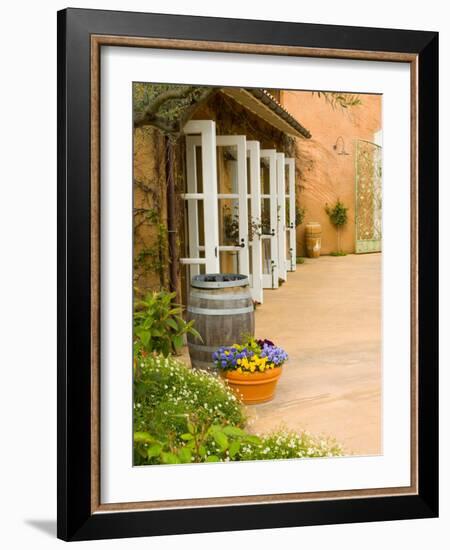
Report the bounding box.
[270,229,275,236]
[239,238,245,248]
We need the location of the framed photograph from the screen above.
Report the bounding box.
[57,8,438,541]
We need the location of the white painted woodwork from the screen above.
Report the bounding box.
[216,135,250,277]
[285,157,297,271]
[277,153,287,281]
[260,149,279,289]
[182,121,220,274]
[246,141,263,303]
[180,121,295,299]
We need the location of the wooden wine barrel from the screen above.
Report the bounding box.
[305,222,322,258]
[187,274,255,371]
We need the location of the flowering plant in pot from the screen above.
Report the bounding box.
[212,337,288,404]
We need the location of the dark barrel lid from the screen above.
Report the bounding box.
[191,273,249,289]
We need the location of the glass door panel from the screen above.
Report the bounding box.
[216,136,249,276]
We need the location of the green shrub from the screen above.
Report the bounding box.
[329,251,347,257]
[134,290,201,356]
[325,200,348,254]
[133,355,343,465]
[325,200,348,227]
[134,354,246,465]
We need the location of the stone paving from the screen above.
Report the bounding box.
[247,253,382,456]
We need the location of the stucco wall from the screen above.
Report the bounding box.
[281,91,382,255]
[133,126,169,293]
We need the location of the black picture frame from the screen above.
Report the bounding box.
[57,7,438,541]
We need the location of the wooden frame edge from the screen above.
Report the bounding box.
[91,34,101,513]
[89,34,419,514]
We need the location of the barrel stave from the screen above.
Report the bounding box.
[186,275,255,371]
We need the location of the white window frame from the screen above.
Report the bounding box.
[181,120,220,274]
[285,157,297,272]
[276,152,287,282]
[246,140,263,303]
[260,149,279,289]
[216,135,250,277]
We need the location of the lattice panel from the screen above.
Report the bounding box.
[355,140,382,254]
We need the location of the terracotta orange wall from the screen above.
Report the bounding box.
[281,91,382,255]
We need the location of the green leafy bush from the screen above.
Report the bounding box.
[325,200,348,227]
[134,354,246,464]
[134,355,343,465]
[329,251,347,257]
[134,291,201,356]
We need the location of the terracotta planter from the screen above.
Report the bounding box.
[223,367,282,404]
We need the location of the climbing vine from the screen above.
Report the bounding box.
[134,206,168,288]
[295,206,306,227]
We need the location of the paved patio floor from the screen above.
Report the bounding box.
[248,253,382,456]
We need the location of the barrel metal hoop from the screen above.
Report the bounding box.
[191,279,249,289]
[190,292,251,301]
[187,305,254,316]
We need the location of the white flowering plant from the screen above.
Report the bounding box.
[134,353,248,464]
[133,354,343,466]
[237,430,343,461]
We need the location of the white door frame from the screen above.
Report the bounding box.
[285,157,296,271]
[246,141,263,303]
[181,120,220,274]
[260,149,279,289]
[216,135,250,277]
[276,152,287,282]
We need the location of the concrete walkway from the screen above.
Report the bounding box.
[249,253,382,456]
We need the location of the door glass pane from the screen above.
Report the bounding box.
[195,145,203,193]
[260,161,270,195]
[261,238,272,274]
[286,231,291,260]
[197,200,205,247]
[218,198,239,246]
[220,251,239,274]
[285,164,290,193]
[261,198,271,235]
[285,197,290,226]
[217,145,238,194]
[248,198,254,243]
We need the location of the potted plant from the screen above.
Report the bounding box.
[212,337,288,404]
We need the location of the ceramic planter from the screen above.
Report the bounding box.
[224,367,282,404]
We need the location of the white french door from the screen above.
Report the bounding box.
[285,157,296,271]
[276,153,287,282]
[181,121,283,301]
[246,141,263,303]
[260,149,279,289]
[181,120,220,279]
[215,135,249,278]
[181,124,258,290]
